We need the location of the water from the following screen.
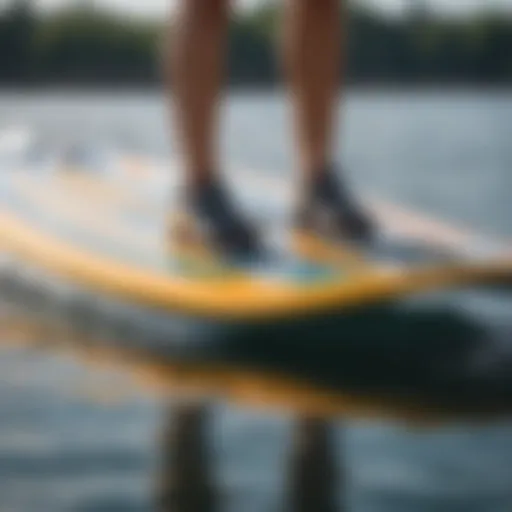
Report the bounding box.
[1,90,512,511]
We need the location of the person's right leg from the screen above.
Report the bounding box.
[166,0,259,257]
[166,0,229,188]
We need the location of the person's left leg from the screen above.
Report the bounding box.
[282,0,374,241]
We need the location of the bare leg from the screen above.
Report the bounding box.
[164,0,259,257]
[283,0,373,240]
[283,0,343,182]
[166,0,230,189]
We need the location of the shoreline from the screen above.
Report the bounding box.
[1,83,511,96]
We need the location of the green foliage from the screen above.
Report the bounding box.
[32,7,160,83]
[0,3,511,86]
[0,0,37,81]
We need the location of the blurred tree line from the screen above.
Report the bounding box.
[0,0,511,86]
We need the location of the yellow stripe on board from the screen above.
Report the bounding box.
[29,155,504,256]
[13,172,369,274]
[52,159,512,258]
[12,174,157,252]
[2,208,512,321]
[56,171,137,208]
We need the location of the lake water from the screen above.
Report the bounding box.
[1,90,512,511]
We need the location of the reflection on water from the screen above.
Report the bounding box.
[1,337,512,512]
[1,90,512,511]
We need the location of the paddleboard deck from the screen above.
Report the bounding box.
[1,153,512,322]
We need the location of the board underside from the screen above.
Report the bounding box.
[1,155,512,323]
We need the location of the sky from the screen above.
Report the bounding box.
[34,0,512,18]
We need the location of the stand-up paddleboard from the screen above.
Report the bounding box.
[1,143,512,324]
[3,137,512,406]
